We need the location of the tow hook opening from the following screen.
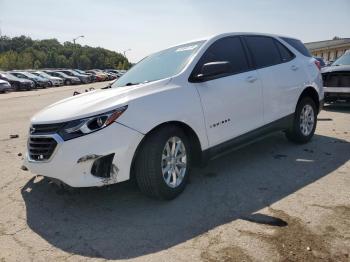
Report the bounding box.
[91,153,116,178]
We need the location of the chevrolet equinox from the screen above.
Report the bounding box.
[25,33,324,199]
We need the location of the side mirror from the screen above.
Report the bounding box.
[194,61,232,82]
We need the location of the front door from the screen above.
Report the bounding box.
[190,36,264,147]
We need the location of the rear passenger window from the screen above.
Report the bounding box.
[194,37,250,76]
[275,40,295,62]
[244,36,281,68]
[280,37,311,57]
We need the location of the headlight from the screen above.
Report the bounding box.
[58,106,128,140]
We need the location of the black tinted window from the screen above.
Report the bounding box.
[195,37,249,76]
[275,40,295,62]
[281,37,311,57]
[245,36,281,68]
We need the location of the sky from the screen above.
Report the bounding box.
[0,0,349,63]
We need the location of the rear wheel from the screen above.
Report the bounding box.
[286,97,317,143]
[135,126,191,200]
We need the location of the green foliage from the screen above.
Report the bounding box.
[0,35,130,71]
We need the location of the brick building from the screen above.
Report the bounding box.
[305,38,350,62]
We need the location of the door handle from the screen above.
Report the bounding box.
[291,65,299,71]
[246,76,257,83]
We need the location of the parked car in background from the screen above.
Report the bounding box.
[0,72,35,91]
[86,70,108,81]
[75,69,97,82]
[86,70,104,82]
[105,69,123,77]
[322,50,350,102]
[0,79,12,93]
[45,71,81,85]
[10,71,50,88]
[57,69,91,84]
[73,69,95,82]
[32,71,64,87]
[24,33,323,200]
[314,57,326,68]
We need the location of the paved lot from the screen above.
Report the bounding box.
[0,83,349,261]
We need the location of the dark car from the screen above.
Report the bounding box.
[0,72,35,91]
[44,71,81,85]
[74,69,95,82]
[321,51,350,102]
[57,69,90,84]
[10,71,50,88]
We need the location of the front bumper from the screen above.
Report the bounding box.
[24,122,144,187]
[324,86,350,101]
[36,81,49,88]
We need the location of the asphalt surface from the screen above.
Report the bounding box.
[0,83,349,261]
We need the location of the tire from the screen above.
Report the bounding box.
[286,97,317,144]
[135,126,191,200]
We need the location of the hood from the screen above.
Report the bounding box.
[321,65,350,73]
[51,77,62,80]
[31,78,172,124]
[36,76,48,82]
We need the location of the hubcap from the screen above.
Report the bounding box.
[299,104,315,136]
[161,136,187,188]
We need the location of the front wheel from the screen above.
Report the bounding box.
[286,97,317,144]
[135,126,191,200]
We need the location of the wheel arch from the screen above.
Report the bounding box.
[130,121,203,180]
[297,86,320,113]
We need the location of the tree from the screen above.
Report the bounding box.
[0,35,131,70]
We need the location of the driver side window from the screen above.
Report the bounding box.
[192,36,250,78]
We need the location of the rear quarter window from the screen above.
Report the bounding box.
[280,37,311,57]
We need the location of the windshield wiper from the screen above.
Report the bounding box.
[125,82,140,86]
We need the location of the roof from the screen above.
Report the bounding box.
[305,38,350,51]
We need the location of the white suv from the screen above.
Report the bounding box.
[24,33,323,199]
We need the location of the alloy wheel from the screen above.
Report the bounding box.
[299,104,314,136]
[161,136,187,188]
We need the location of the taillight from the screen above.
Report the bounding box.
[314,60,321,70]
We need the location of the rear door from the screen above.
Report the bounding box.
[190,36,264,147]
[243,36,305,124]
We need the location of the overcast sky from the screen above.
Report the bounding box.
[0,0,349,62]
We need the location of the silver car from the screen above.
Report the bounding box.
[0,79,12,93]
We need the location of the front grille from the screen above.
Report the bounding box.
[31,123,65,135]
[28,137,57,161]
[323,72,350,87]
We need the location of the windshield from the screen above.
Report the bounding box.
[37,72,51,78]
[113,41,205,87]
[332,53,350,66]
[21,72,38,78]
[56,72,69,77]
[3,73,20,80]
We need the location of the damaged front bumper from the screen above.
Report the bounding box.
[24,122,144,187]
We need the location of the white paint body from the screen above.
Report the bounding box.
[24,32,323,187]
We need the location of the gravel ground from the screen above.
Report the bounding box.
[0,83,349,262]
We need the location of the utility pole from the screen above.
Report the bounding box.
[72,35,84,68]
